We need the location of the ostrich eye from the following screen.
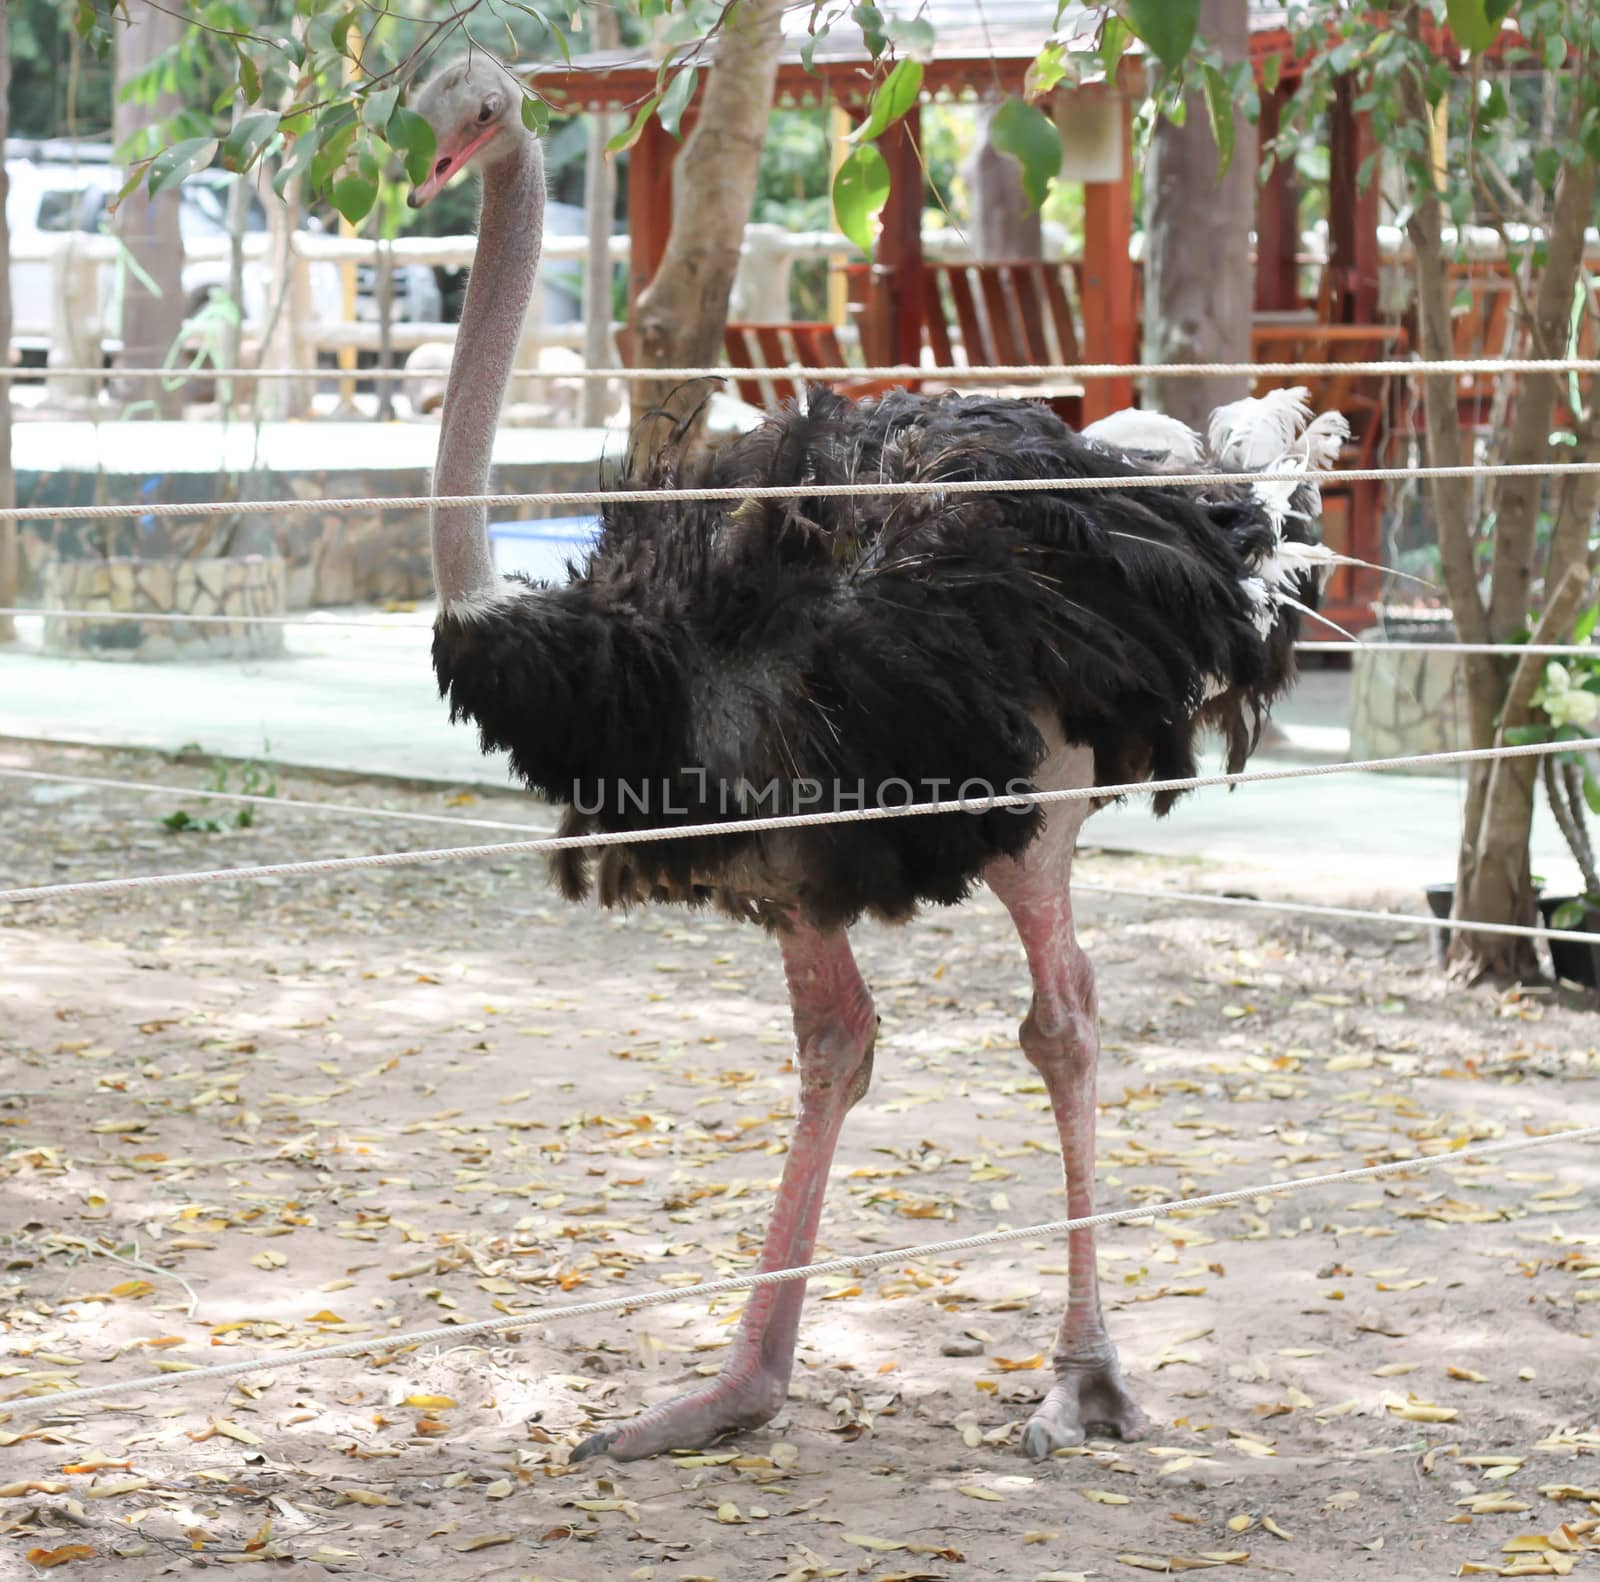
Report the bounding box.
[477,100,495,123]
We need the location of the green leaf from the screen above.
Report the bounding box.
[800,23,832,73]
[832,141,890,254]
[1201,62,1235,178]
[332,6,362,57]
[852,2,887,60]
[1503,723,1553,746]
[883,14,935,59]
[147,137,219,196]
[1126,0,1199,67]
[658,65,698,139]
[1444,0,1498,52]
[1583,770,1600,817]
[387,106,437,188]
[520,94,550,135]
[1550,898,1586,931]
[607,92,662,154]
[221,111,280,174]
[1027,43,1069,100]
[851,58,923,144]
[361,83,400,130]
[1533,146,1561,193]
[236,46,262,105]
[1099,14,1131,80]
[1261,50,1281,94]
[331,172,378,225]
[990,96,1062,212]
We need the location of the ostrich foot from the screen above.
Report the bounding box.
[1020,1359,1149,1459]
[572,1366,787,1463]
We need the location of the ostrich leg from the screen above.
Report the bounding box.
[985,751,1149,1459]
[575,925,875,1462]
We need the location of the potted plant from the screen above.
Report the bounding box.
[1507,611,1600,987]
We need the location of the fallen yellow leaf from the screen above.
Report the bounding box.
[1082,1489,1132,1505]
[402,1394,457,1411]
[25,1547,96,1569]
[958,1485,1005,1502]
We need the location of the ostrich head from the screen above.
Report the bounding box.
[407,53,531,209]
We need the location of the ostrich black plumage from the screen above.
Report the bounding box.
[411,56,1349,1464]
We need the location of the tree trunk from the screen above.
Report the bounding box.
[582,1,620,428]
[1397,45,1600,981]
[969,103,1043,261]
[112,0,185,419]
[0,3,15,643]
[630,0,786,457]
[1140,0,1256,431]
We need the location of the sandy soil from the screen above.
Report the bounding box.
[0,740,1597,1582]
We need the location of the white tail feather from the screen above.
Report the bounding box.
[1208,386,1314,470]
[1082,408,1204,463]
[1303,410,1351,471]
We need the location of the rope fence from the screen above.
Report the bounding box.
[4,761,1594,947]
[2,607,1595,660]
[5,1122,1595,1423]
[10,355,1600,384]
[4,459,1600,527]
[2,736,1595,910]
[0,766,554,839]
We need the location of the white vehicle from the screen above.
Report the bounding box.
[6,141,443,359]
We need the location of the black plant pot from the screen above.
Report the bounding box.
[1538,897,1600,988]
[1423,882,1455,969]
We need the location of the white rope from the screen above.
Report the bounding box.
[0,767,553,839]
[6,1123,1595,1423]
[6,763,1592,945]
[0,607,434,630]
[1298,640,1599,657]
[3,608,1595,659]
[1,736,1593,908]
[1074,881,1599,947]
[9,356,1600,384]
[4,459,1600,525]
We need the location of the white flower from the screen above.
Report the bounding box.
[1532,660,1600,729]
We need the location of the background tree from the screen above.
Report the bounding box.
[1,6,17,645]
[1268,0,1599,978]
[1141,0,1256,431]
[111,1,187,418]
[623,0,788,454]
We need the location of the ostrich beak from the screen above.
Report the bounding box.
[408,123,502,209]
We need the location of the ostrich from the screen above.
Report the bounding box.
[408,56,1347,1464]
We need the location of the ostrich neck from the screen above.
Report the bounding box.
[431,135,545,608]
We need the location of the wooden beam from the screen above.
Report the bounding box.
[1254,85,1300,312]
[1080,92,1135,421]
[877,104,925,367]
[626,114,677,321]
[1328,76,1380,324]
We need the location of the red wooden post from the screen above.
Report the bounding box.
[627,113,677,319]
[1080,93,1135,421]
[1253,85,1300,313]
[1328,76,1380,324]
[877,104,925,367]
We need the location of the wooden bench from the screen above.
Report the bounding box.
[919,260,1086,423]
[722,321,908,410]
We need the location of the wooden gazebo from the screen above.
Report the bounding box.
[528,6,1517,632]
[532,7,1140,420]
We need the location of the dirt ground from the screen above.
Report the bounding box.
[0,739,1597,1582]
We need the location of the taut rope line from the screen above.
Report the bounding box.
[6,1124,1595,1422]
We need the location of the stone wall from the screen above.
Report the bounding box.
[41,556,287,661]
[1348,636,1470,773]
[16,457,599,611]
